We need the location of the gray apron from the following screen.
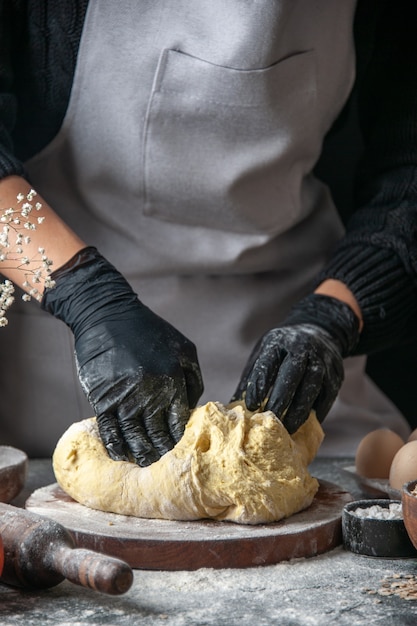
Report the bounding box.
[0,0,410,456]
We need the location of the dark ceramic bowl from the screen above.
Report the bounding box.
[402,480,417,551]
[342,499,417,558]
[0,446,28,503]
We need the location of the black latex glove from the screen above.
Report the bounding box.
[41,247,203,466]
[232,294,360,434]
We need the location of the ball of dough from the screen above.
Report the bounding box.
[53,402,324,525]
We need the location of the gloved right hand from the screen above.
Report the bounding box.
[232,293,360,434]
[41,247,203,467]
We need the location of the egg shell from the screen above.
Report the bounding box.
[408,428,417,443]
[355,429,405,479]
[389,440,417,490]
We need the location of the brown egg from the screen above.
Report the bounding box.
[408,428,417,443]
[389,440,417,490]
[355,429,405,479]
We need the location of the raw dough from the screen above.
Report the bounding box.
[53,401,324,525]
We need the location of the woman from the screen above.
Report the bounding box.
[0,0,415,461]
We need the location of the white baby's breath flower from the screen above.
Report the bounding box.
[0,191,53,325]
[44,279,56,290]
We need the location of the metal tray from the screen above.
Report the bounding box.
[342,465,401,500]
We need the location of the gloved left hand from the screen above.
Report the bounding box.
[231,294,360,434]
[41,247,203,466]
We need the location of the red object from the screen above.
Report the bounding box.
[0,535,4,577]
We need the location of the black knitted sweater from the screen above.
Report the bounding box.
[1,0,417,355]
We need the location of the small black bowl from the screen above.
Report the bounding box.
[342,499,417,558]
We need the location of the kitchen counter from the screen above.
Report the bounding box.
[1,457,417,626]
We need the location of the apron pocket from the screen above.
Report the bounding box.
[143,48,318,234]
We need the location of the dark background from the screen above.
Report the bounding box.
[315,95,417,430]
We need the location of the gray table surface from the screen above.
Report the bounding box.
[1,457,417,626]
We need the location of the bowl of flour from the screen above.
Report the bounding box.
[342,499,417,558]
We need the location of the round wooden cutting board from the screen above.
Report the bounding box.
[25,480,352,570]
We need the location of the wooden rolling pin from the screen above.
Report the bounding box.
[0,503,133,594]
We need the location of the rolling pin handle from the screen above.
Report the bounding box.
[52,546,134,595]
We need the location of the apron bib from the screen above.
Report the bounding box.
[0,0,409,455]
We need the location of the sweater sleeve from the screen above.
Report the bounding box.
[319,0,417,355]
[0,0,87,177]
[0,0,26,178]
